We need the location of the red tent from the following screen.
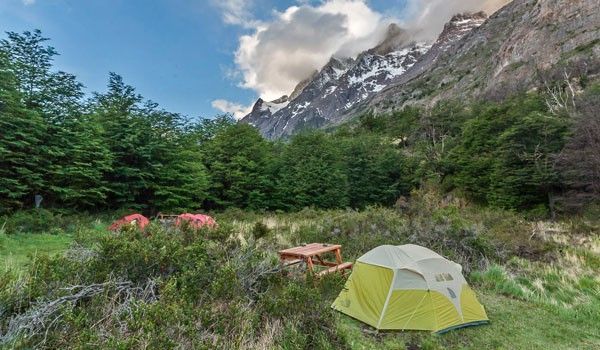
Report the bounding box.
[108,213,150,232]
[175,213,217,229]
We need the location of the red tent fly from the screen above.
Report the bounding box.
[108,213,150,232]
[175,213,217,229]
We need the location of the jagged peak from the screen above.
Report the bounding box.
[250,98,266,113]
[444,11,488,31]
[369,23,412,56]
[289,70,319,101]
[271,95,289,104]
[449,11,488,24]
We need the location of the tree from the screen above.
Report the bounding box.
[448,94,568,211]
[47,114,113,209]
[92,73,211,211]
[0,50,48,212]
[556,84,600,211]
[202,124,273,209]
[487,111,569,210]
[91,73,155,209]
[338,134,413,208]
[1,30,83,121]
[275,132,348,210]
[1,30,97,209]
[146,110,210,212]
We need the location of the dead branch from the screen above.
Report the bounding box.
[0,279,158,348]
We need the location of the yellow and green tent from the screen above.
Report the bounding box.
[332,244,488,333]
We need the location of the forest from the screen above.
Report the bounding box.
[2,30,598,217]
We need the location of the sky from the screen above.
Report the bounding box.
[0,0,508,119]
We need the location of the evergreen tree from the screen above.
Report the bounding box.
[202,124,273,209]
[146,110,210,212]
[448,94,567,210]
[339,135,412,208]
[92,73,155,209]
[48,114,113,209]
[0,51,47,212]
[1,30,83,120]
[488,111,569,210]
[276,132,349,210]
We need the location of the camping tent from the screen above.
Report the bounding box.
[108,214,150,232]
[332,244,488,333]
[175,213,217,229]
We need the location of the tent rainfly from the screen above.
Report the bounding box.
[175,213,217,229]
[332,244,489,333]
[108,213,150,232]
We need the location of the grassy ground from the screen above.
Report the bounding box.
[1,204,598,349]
[0,233,73,273]
[338,291,600,349]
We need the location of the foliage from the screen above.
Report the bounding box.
[0,29,596,219]
[202,123,273,210]
[275,132,349,210]
[1,206,599,349]
[446,94,569,210]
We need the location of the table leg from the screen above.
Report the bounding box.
[306,257,314,273]
[335,249,342,264]
[314,254,325,266]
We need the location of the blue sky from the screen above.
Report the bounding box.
[0,0,412,119]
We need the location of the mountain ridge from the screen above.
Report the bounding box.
[241,0,600,139]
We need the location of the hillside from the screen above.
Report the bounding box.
[240,13,485,139]
[241,0,600,139]
[369,0,600,113]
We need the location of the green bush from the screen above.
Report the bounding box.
[252,221,271,240]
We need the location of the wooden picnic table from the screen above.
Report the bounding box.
[278,243,353,277]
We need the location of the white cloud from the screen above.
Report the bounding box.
[211,0,260,29]
[22,0,35,5]
[213,0,511,117]
[211,99,253,120]
[233,0,392,100]
[403,0,510,40]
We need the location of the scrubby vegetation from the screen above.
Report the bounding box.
[1,30,599,349]
[1,191,598,349]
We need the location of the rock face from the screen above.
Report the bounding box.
[241,14,487,139]
[369,0,600,113]
[242,0,600,139]
[241,23,432,139]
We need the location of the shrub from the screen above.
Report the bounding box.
[252,221,271,240]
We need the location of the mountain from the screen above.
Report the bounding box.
[369,0,600,113]
[241,13,487,139]
[237,29,411,137]
[242,0,600,139]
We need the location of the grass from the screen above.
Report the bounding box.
[1,205,598,349]
[337,291,600,350]
[0,233,73,273]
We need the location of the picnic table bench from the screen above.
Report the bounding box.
[278,243,353,277]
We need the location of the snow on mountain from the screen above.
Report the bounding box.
[241,13,488,139]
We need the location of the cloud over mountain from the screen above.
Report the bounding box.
[234,0,390,101]
[404,0,510,40]
[211,99,253,120]
[214,0,512,108]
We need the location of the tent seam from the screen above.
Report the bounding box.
[400,292,428,331]
[376,269,396,329]
[429,291,440,332]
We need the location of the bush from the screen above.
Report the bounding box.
[0,217,352,349]
[252,221,270,240]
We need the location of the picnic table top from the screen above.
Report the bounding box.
[278,243,342,258]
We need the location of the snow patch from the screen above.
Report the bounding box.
[262,100,289,114]
[323,85,338,98]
